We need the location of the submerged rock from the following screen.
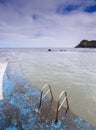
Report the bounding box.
[75,40,96,48]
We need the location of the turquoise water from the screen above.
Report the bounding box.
[0,48,96,126]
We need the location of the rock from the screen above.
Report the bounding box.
[48,49,51,51]
[75,40,96,48]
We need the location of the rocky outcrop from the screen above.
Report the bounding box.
[48,49,52,51]
[75,40,96,48]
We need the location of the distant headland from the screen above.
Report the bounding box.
[75,40,96,48]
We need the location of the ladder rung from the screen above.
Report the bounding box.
[42,84,48,90]
[58,97,66,111]
[42,89,50,99]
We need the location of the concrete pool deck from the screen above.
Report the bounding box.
[0,62,96,130]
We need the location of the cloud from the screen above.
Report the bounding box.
[0,0,96,47]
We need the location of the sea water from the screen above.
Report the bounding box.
[0,48,96,126]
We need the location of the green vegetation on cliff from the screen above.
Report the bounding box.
[75,40,96,48]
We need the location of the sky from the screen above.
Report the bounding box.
[0,0,96,48]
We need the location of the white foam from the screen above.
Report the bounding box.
[0,62,8,99]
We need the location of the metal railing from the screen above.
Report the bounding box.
[55,91,69,123]
[38,84,53,109]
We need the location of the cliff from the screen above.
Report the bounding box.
[75,40,96,48]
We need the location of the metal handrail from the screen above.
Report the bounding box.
[38,84,53,109]
[55,91,69,123]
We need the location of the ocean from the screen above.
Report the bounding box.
[0,48,96,126]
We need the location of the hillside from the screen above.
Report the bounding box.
[75,40,96,48]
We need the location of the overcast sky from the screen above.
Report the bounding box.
[0,0,96,48]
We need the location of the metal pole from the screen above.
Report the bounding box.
[49,85,53,100]
[38,91,43,109]
[65,92,69,110]
[55,100,60,124]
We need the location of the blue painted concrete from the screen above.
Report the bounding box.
[73,118,92,130]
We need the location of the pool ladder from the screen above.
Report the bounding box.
[38,84,69,124]
[38,84,53,109]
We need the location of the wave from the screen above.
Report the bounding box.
[0,62,8,99]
